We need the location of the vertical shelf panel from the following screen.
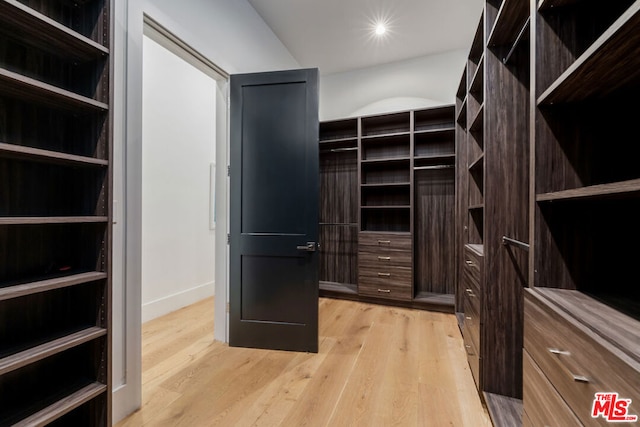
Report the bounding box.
[0,0,111,425]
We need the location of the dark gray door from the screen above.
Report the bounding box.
[229,68,319,352]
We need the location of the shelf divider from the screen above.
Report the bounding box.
[487,0,530,48]
[536,179,640,202]
[0,67,109,111]
[0,271,108,302]
[537,3,640,104]
[0,217,109,225]
[0,143,108,167]
[0,327,107,376]
[12,382,107,427]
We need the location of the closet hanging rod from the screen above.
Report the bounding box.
[319,222,358,227]
[502,236,529,251]
[414,164,455,170]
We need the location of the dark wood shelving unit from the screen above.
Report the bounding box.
[537,3,640,104]
[487,0,529,48]
[0,0,112,424]
[320,106,456,312]
[526,0,640,424]
[456,1,531,423]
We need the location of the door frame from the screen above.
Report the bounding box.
[113,9,230,422]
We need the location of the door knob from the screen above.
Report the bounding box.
[296,242,317,252]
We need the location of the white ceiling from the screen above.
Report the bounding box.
[248,0,484,75]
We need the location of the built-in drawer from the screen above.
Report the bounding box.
[523,349,581,427]
[358,274,412,301]
[358,251,411,268]
[524,290,640,426]
[462,268,480,311]
[464,331,480,390]
[359,232,412,252]
[463,290,480,352]
[463,245,483,288]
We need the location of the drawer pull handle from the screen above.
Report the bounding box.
[377,272,391,277]
[377,289,391,293]
[465,260,475,266]
[466,316,472,320]
[378,256,391,261]
[466,288,476,297]
[548,348,571,356]
[572,374,590,383]
[378,240,391,244]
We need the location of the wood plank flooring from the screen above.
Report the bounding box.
[115,297,492,426]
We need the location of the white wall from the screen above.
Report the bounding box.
[112,0,300,422]
[140,34,216,323]
[319,50,466,121]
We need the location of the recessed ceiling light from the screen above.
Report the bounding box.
[375,23,386,36]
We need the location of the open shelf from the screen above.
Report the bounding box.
[469,104,484,133]
[414,106,455,132]
[361,131,410,140]
[0,0,109,60]
[319,118,358,141]
[319,136,358,145]
[488,0,530,48]
[414,127,455,135]
[0,143,108,167]
[414,292,454,307]
[0,271,107,302]
[361,157,410,165]
[456,98,468,128]
[414,154,456,166]
[468,153,485,172]
[536,178,640,202]
[0,67,108,111]
[0,217,108,225]
[502,18,530,65]
[361,205,410,210]
[469,55,485,97]
[12,382,106,427]
[537,3,640,104]
[0,327,106,376]
[361,112,410,137]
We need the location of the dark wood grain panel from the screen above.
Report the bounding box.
[535,0,634,98]
[10,0,109,45]
[480,25,530,397]
[537,178,640,202]
[463,289,480,351]
[523,350,581,427]
[361,134,410,160]
[414,105,454,131]
[320,150,357,224]
[359,232,411,251]
[525,289,640,426]
[464,331,481,390]
[414,168,455,296]
[455,74,468,312]
[319,225,357,286]
[488,0,529,48]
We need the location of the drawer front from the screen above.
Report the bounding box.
[358,251,412,268]
[523,349,581,427]
[524,291,640,426]
[462,269,480,311]
[358,277,412,301]
[359,265,412,286]
[463,246,483,287]
[464,332,480,390]
[359,232,412,252]
[463,291,480,352]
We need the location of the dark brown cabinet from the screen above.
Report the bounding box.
[0,0,112,424]
[525,1,640,425]
[319,106,457,312]
[457,1,640,425]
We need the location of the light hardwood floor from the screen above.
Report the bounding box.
[116,297,492,426]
